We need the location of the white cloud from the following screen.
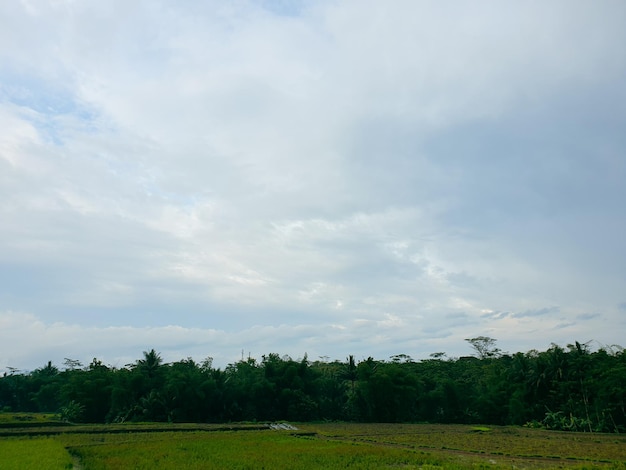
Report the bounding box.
[1,0,625,371]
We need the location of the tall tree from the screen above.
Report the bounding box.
[137,349,163,379]
[465,337,501,359]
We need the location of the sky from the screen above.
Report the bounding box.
[1,0,625,372]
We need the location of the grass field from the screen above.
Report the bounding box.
[60,431,444,470]
[1,415,626,469]
[0,437,73,469]
[307,423,626,468]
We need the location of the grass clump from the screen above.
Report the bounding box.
[470,426,491,432]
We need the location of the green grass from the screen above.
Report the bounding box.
[308,423,626,468]
[0,412,62,427]
[2,422,626,469]
[60,431,442,470]
[0,437,74,469]
[470,426,491,432]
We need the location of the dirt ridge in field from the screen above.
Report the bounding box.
[0,423,269,437]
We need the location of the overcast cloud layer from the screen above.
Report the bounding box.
[1,0,625,371]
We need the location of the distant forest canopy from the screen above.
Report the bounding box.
[1,338,624,433]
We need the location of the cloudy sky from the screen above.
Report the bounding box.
[1,0,625,372]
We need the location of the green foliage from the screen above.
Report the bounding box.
[59,400,85,423]
[543,410,592,432]
[1,341,626,433]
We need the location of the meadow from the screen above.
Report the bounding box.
[1,415,626,469]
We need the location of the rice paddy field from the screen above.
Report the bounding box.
[1,415,626,469]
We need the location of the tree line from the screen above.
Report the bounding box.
[1,338,624,432]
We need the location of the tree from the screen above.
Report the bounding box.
[63,358,83,371]
[30,361,61,412]
[339,355,358,393]
[465,336,502,359]
[59,358,113,422]
[1,343,625,431]
[137,349,163,378]
[165,358,211,422]
[33,361,59,378]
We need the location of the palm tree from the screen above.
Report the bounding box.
[34,361,59,377]
[339,355,358,393]
[137,349,163,379]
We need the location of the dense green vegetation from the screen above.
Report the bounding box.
[1,339,624,433]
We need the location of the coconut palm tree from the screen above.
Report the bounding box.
[137,349,163,379]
